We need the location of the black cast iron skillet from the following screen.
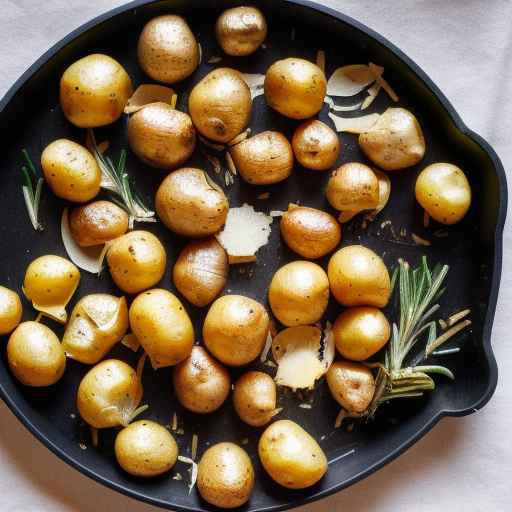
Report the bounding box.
[0,1,506,511]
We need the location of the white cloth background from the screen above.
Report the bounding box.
[1,1,511,511]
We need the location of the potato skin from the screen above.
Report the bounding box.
[127,102,196,170]
[0,286,22,335]
[188,68,252,143]
[215,6,267,56]
[60,54,132,128]
[77,359,142,428]
[173,346,230,413]
[332,307,390,361]
[173,238,228,307]
[268,261,329,326]
[69,200,129,247]
[280,206,341,259]
[292,120,340,171]
[264,58,326,120]
[229,131,293,185]
[197,442,255,508]
[359,107,425,171]
[156,168,229,237]
[203,295,270,366]
[7,322,66,387]
[137,15,199,84]
[107,231,166,294]
[233,371,277,427]
[258,420,327,489]
[115,420,178,477]
[41,139,101,203]
[129,289,194,368]
[326,360,375,413]
[328,245,391,307]
[415,163,471,224]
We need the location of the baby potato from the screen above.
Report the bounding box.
[326,360,375,413]
[69,200,128,247]
[0,286,22,335]
[215,6,267,56]
[415,163,471,225]
[173,346,230,413]
[127,102,196,170]
[197,442,255,509]
[62,294,129,364]
[233,371,277,427]
[137,15,199,84]
[60,54,132,128]
[172,238,228,307]
[292,120,340,171]
[188,68,252,143]
[155,167,229,237]
[280,206,341,259]
[203,295,269,366]
[107,231,166,294]
[328,245,391,307]
[332,307,390,361]
[23,255,80,323]
[41,139,101,203]
[115,420,178,477]
[359,107,425,171]
[268,261,329,326]
[229,131,293,185]
[129,289,194,368]
[7,321,66,387]
[326,162,379,221]
[77,359,143,428]
[258,420,327,489]
[264,58,326,120]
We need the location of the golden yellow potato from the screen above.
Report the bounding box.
[197,442,255,509]
[280,206,341,259]
[326,360,375,413]
[258,420,327,489]
[129,289,194,368]
[188,68,252,143]
[60,54,132,128]
[155,168,229,237]
[292,120,340,171]
[229,131,293,185]
[77,359,143,428]
[62,294,129,364]
[415,163,471,225]
[264,58,326,120]
[127,103,196,170]
[137,15,199,84]
[326,163,379,221]
[7,322,66,387]
[106,231,166,294]
[233,371,277,427]
[268,261,329,326]
[215,6,267,56]
[0,286,22,335]
[23,255,80,323]
[359,107,425,171]
[172,238,228,307]
[69,200,129,247]
[41,139,101,203]
[328,245,390,307]
[332,307,390,361]
[203,295,269,366]
[115,420,178,477]
[173,346,230,413]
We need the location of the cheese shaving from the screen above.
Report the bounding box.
[207,56,222,64]
[328,112,380,134]
[178,456,198,494]
[260,331,273,362]
[121,333,140,352]
[241,73,265,99]
[124,84,176,114]
[327,64,377,97]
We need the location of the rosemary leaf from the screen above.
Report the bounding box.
[20,150,43,231]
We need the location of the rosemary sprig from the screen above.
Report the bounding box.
[20,149,44,231]
[86,129,155,228]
